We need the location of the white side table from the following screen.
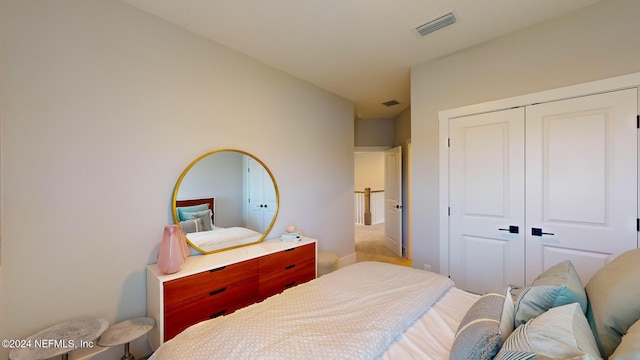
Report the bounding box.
[9,318,109,360]
[98,317,155,360]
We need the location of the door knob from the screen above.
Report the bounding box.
[531,228,554,236]
[395,204,403,209]
[498,225,519,234]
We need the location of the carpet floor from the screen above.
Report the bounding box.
[355,223,412,267]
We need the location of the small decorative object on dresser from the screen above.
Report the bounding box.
[146,237,317,350]
[280,232,302,242]
[157,225,189,275]
[281,224,301,241]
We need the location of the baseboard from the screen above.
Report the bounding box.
[337,252,356,269]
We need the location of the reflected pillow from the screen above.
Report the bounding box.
[179,218,203,234]
[514,260,587,327]
[495,303,601,360]
[184,209,213,231]
[176,204,209,222]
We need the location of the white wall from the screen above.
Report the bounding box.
[354,118,394,147]
[0,1,353,358]
[411,0,640,273]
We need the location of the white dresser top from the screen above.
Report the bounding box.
[147,237,316,282]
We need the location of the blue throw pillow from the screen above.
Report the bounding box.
[514,260,587,327]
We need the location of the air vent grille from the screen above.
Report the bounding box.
[382,100,400,107]
[415,12,456,37]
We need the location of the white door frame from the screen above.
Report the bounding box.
[438,72,640,277]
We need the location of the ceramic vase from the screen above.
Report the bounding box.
[158,224,187,274]
[178,227,190,258]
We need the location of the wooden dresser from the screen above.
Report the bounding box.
[146,237,317,350]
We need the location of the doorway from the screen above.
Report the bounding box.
[354,145,411,266]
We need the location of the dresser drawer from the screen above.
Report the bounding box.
[164,278,259,341]
[164,258,258,307]
[259,257,315,298]
[259,242,315,275]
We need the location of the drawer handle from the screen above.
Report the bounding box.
[285,264,296,270]
[209,266,226,273]
[285,281,296,288]
[209,287,227,296]
[285,248,295,252]
[210,310,227,319]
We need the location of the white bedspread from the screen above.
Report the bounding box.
[187,226,261,250]
[149,261,453,360]
[380,287,480,359]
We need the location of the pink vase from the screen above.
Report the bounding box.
[178,228,190,258]
[158,225,187,274]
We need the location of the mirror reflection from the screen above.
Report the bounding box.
[172,149,279,254]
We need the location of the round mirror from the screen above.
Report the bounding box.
[172,149,279,254]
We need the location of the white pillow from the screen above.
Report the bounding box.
[495,303,601,360]
[500,286,515,342]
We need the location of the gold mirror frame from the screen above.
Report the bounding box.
[172,149,279,254]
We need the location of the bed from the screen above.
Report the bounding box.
[175,197,262,252]
[148,249,640,360]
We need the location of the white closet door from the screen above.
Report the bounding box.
[449,107,526,294]
[525,88,638,285]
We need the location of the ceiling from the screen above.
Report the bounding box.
[120,0,601,119]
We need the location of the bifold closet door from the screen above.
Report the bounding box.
[449,108,525,294]
[525,88,638,285]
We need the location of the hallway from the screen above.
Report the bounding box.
[355,223,411,267]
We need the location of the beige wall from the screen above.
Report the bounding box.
[354,152,384,191]
[0,1,353,358]
[393,107,410,149]
[411,0,640,272]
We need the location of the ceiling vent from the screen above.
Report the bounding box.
[415,11,456,37]
[382,100,400,107]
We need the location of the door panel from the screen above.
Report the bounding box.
[525,89,638,283]
[541,246,610,285]
[449,108,525,293]
[462,235,509,295]
[546,113,606,224]
[384,146,403,257]
[463,125,508,217]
